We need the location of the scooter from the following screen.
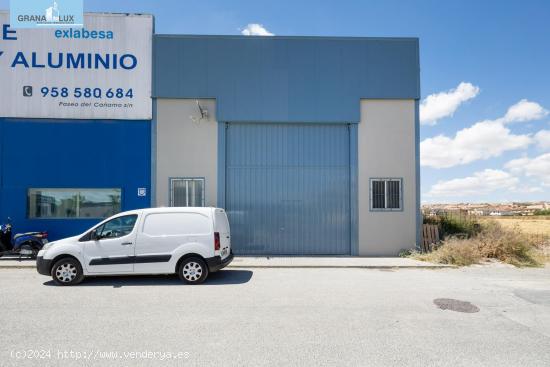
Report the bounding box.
[0,219,48,259]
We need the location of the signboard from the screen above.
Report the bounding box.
[10,0,83,28]
[0,12,152,120]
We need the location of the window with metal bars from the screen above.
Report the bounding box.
[169,178,205,207]
[370,178,402,211]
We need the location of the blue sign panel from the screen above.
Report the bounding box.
[9,0,83,28]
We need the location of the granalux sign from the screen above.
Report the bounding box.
[0,12,153,120]
[10,0,83,29]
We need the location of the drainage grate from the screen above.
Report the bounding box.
[433,298,480,313]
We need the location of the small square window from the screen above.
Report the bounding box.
[170,178,205,207]
[370,179,402,211]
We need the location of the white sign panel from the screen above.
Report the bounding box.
[0,12,152,120]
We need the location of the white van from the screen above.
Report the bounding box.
[36,207,233,285]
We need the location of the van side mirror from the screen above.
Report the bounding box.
[90,229,101,241]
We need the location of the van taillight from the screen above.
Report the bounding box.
[214,232,220,251]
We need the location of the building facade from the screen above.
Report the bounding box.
[0,13,420,256]
[153,35,420,256]
[0,12,153,239]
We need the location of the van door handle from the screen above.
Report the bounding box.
[121,242,133,246]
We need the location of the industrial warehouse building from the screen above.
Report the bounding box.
[0,12,420,256]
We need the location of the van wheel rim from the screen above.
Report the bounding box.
[55,263,77,282]
[182,262,203,281]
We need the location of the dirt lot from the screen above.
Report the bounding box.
[484,217,550,236]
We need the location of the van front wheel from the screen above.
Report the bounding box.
[51,257,84,286]
[178,257,208,284]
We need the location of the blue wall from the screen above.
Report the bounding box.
[0,118,151,240]
[154,35,420,123]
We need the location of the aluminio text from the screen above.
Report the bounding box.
[10,52,137,69]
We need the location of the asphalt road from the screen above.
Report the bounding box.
[1,266,549,367]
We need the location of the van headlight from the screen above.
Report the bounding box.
[41,242,55,251]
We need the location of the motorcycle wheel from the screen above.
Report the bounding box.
[18,244,35,258]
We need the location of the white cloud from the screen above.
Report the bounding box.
[502,99,548,124]
[421,121,531,168]
[421,99,548,169]
[514,185,544,194]
[534,130,550,150]
[426,169,519,197]
[505,153,550,186]
[241,23,274,36]
[420,82,479,126]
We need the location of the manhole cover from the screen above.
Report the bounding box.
[433,298,480,313]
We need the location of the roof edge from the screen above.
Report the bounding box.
[154,34,419,42]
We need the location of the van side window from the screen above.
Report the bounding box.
[96,215,138,239]
[142,213,211,236]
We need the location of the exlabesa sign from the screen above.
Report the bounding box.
[10,0,83,29]
[0,12,152,120]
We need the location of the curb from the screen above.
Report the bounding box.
[0,262,455,270]
[0,265,455,270]
[227,265,455,269]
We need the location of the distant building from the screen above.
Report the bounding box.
[468,209,484,216]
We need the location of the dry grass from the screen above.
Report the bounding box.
[484,217,550,236]
[415,220,547,267]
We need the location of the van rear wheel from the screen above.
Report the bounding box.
[178,257,208,284]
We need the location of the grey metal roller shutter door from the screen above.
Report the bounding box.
[226,123,351,255]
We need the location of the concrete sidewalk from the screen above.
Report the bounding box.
[229,256,452,268]
[0,256,452,269]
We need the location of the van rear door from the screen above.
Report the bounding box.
[214,209,231,259]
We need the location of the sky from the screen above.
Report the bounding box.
[2,0,549,204]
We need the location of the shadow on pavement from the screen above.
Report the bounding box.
[42,270,253,287]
